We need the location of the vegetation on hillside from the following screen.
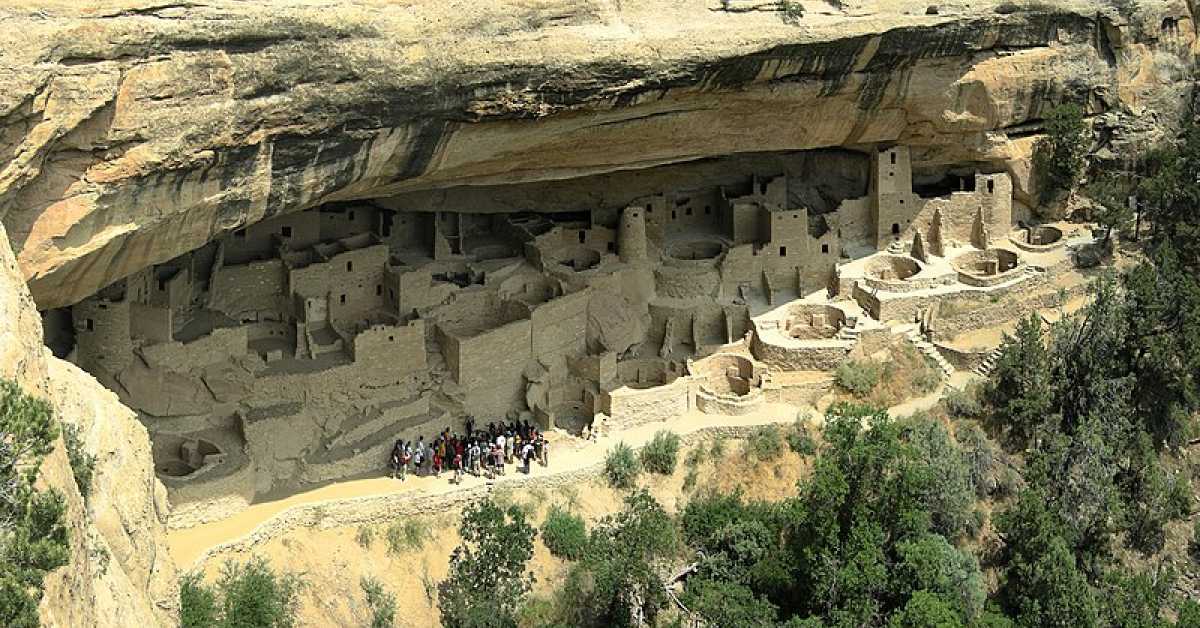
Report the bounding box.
[179,558,302,628]
[1034,102,1089,206]
[0,380,69,628]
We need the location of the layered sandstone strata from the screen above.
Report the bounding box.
[0,0,1195,307]
[0,223,178,626]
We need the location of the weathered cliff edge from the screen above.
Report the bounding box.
[0,223,178,625]
[1,0,1196,308]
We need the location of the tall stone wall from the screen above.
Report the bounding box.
[209,259,286,321]
[74,297,133,375]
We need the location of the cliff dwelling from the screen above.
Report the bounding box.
[37,145,1095,525]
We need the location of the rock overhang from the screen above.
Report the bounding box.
[0,0,1193,308]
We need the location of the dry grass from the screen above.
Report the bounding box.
[835,342,942,407]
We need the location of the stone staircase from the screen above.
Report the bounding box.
[899,324,955,379]
[973,346,1003,377]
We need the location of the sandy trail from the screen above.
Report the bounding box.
[169,401,810,567]
[168,379,963,569]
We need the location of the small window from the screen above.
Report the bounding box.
[892,223,900,235]
[376,284,383,296]
[779,246,787,257]
[578,230,586,243]
[346,261,353,272]
[822,244,830,254]
[85,319,94,331]
[281,226,292,237]
[340,294,347,304]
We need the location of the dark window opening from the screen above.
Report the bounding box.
[779,246,787,257]
[85,319,94,331]
[892,223,901,235]
[281,226,293,238]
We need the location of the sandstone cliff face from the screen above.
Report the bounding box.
[0,223,178,626]
[1,0,1196,308]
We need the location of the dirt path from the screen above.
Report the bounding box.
[169,402,808,568]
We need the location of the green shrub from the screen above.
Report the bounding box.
[780,0,804,23]
[541,507,589,561]
[180,558,301,628]
[361,576,397,628]
[787,418,817,456]
[683,468,699,492]
[709,436,727,460]
[0,379,68,628]
[1033,102,1088,205]
[913,365,942,394]
[835,360,882,397]
[355,525,374,549]
[746,425,784,462]
[386,518,431,555]
[62,423,96,502]
[180,572,219,628]
[640,431,681,475]
[604,442,642,489]
[1191,519,1200,562]
[943,384,984,419]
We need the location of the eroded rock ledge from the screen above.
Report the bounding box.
[1,0,1195,307]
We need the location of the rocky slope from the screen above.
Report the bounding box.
[0,0,1195,308]
[0,222,178,626]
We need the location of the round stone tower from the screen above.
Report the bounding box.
[618,205,648,263]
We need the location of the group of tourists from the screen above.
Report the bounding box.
[388,417,550,483]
